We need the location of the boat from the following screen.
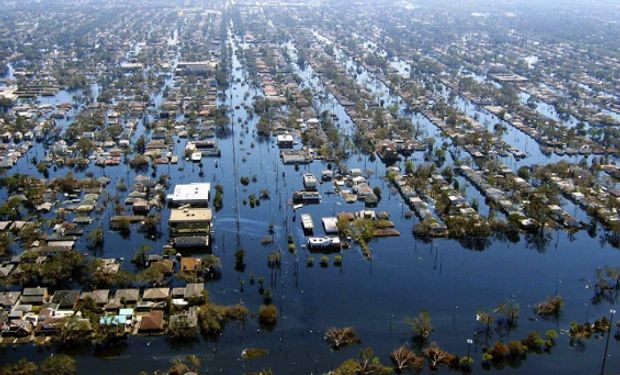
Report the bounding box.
[190,151,202,162]
[307,236,341,250]
[303,173,318,190]
[301,213,314,234]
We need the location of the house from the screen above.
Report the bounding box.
[184,283,205,300]
[177,61,216,75]
[173,236,210,249]
[0,291,20,308]
[20,287,48,305]
[150,259,174,275]
[169,208,212,233]
[166,183,211,206]
[171,287,186,299]
[169,208,212,249]
[51,290,80,309]
[0,263,14,278]
[114,289,140,304]
[276,134,294,148]
[2,319,33,337]
[142,288,170,301]
[322,217,339,234]
[169,308,198,331]
[138,310,164,333]
[180,257,201,272]
[120,63,144,71]
[81,289,110,305]
[97,259,120,275]
[132,198,150,214]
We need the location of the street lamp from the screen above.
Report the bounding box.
[601,308,616,374]
[466,338,473,370]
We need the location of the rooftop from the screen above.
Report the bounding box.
[169,208,213,223]
[167,182,211,204]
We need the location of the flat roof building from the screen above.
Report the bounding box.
[169,208,213,242]
[167,183,211,206]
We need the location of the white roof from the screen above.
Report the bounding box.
[277,134,294,142]
[322,217,339,233]
[167,183,211,203]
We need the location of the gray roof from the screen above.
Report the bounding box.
[114,289,140,302]
[51,290,80,308]
[184,283,204,299]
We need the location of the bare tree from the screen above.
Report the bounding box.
[391,346,424,372]
[423,342,454,369]
[497,298,520,328]
[325,327,361,349]
[535,295,564,316]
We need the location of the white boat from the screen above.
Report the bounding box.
[301,213,314,233]
[190,151,202,162]
[303,173,318,191]
[307,236,341,250]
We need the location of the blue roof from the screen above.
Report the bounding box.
[119,308,134,316]
[99,315,127,325]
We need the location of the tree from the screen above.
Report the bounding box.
[423,343,456,369]
[258,304,278,326]
[535,295,564,316]
[525,186,554,233]
[0,359,38,375]
[141,214,161,238]
[408,311,433,341]
[497,298,520,328]
[76,137,94,158]
[477,310,495,336]
[234,248,245,271]
[325,327,361,349]
[40,251,88,288]
[390,346,424,371]
[197,302,248,335]
[333,348,392,375]
[0,232,12,256]
[87,226,104,249]
[134,135,146,154]
[168,315,199,339]
[40,355,76,375]
[200,255,222,279]
[95,321,127,345]
[487,341,510,361]
[213,184,224,211]
[139,264,166,286]
[57,315,92,346]
[166,355,200,375]
[131,245,150,269]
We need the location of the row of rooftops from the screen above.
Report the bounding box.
[1,283,204,312]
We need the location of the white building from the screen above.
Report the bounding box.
[277,134,294,148]
[167,183,211,206]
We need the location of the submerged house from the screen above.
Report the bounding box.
[169,207,212,249]
[166,183,211,206]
